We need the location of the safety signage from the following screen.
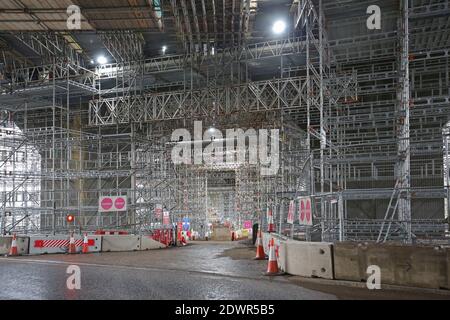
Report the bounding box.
[34,238,94,248]
[163,211,171,225]
[99,196,128,212]
[29,235,102,255]
[155,204,163,219]
[298,197,313,226]
[287,200,295,224]
[182,218,191,231]
[244,220,252,229]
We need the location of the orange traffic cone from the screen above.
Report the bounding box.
[9,234,18,256]
[254,230,266,260]
[266,238,280,275]
[68,233,77,254]
[267,210,275,233]
[82,233,89,254]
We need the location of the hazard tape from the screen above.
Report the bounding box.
[34,239,95,248]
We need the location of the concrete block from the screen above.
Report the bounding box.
[276,238,288,272]
[284,240,334,280]
[211,227,231,241]
[333,243,363,282]
[334,242,449,290]
[29,235,102,255]
[101,235,141,252]
[140,236,167,250]
[446,248,450,290]
[0,236,29,255]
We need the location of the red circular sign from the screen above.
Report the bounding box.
[101,198,113,210]
[115,197,126,210]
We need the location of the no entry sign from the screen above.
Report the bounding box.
[99,196,128,212]
[298,197,313,226]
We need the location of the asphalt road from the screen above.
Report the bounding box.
[0,242,336,300]
[0,241,448,300]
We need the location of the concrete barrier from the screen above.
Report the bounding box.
[447,248,450,290]
[29,235,102,255]
[283,240,334,279]
[262,234,450,289]
[334,242,450,290]
[140,236,167,250]
[276,238,287,272]
[0,236,29,255]
[262,233,334,279]
[101,235,141,252]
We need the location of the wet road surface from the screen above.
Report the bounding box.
[1,241,448,300]
[0,241,336,300]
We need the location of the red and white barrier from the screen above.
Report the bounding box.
[29,235,102,255]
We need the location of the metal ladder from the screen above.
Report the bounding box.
[377,179,402,243]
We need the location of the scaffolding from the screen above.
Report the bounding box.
[0,0,449,244]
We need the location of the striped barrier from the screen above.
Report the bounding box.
[29,235,102,255]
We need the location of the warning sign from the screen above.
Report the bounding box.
[163,211,171,225]
[155,204,163,219]
[298,197,313,226]
[99,196,128,213]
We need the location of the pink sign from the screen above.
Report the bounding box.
[99,196,128,212]
[101,198,113,211]
[244,220,252,229]
[299,197,313,226]
[115,197,126,210]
